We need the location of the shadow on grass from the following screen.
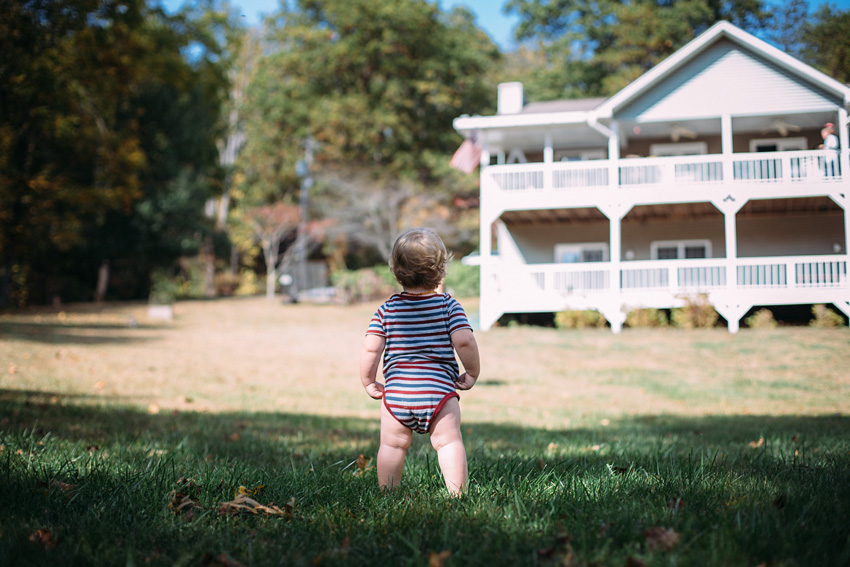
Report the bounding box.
[1,390,849,567]
[0,320,165,345]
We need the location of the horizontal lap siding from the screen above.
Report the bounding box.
[618,39,839,121]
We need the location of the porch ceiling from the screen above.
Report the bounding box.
[739,196,842,215]
[500,197,841,225]
[502,207,608,225]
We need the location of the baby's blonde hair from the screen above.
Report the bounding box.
[390,228,451,290]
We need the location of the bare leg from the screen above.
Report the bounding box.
[429,397,467,496]
[377,402,412,491]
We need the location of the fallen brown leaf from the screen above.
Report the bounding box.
[354,454,373,476]
[429,550,451,567]
[167,489,204,518]
[201,552,245,567]
[625,556,648,567]
[644,526,680,552]
[29,529,57,548]
[218,495,294,517]
[749,437,765,449]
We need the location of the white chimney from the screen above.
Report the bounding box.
[497,82,524,115]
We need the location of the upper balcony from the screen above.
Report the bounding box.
[482,150,848,212]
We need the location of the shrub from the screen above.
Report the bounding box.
[745,308,778,329]
[214,271,241,297]
[671,294,719,329]
[444,261,479,298]
[625,308,668,328]
[555,309,607,329]
[810,304,845,328]
[148,269,180,304]
[331,266,398,305]
[232,270,261,297]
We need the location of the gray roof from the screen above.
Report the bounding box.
[522,97,607,114]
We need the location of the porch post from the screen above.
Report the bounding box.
[543,132,553,163]
[714,194,747,332]
[839,108,848,175]
[598,202,629,333]
[721,114,733,187]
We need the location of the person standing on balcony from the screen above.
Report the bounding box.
[819,122,840,176]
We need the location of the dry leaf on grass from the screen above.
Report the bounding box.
[644,526,680,551]
[201,552,245,567]
[354,454,373,476]
[236,484,266,497]
[625,556,648,567]
[429,550,451,567]
[749,437,765,448]
[29,529,57,548]
[218,495,295,517]
[167,490,204,520]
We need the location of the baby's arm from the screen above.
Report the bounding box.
[451,328,480,390]
[360,334,386,399]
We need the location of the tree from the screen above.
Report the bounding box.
[243,202,300,299]
[504,0,772,99]
[235,0,497,270]
[800,4,850,84]
[0,0,229,305]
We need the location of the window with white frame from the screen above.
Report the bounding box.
[555,242,609,263]
[555,149,606,161]
[650,239,711,260]
[649,142,707,157]
[748,137,806,152]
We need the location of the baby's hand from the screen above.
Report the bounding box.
[454,372,477,390]
[364,382,384,399]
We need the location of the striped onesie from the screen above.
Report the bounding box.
[366,292,472,434]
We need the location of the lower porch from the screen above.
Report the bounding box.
[479,254,850,333]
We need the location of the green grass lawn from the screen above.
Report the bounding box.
[1,298,849,566]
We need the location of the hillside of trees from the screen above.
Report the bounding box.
[1,0,847,306]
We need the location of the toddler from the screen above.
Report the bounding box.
[360,228,480,496]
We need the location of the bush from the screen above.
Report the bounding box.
[233,270,260,297]
[214,271,241,297]
[555,309,607,329]
[625,308,668,328]
[745,308,778,329]
[444,261,479,298]
[671,294,719,329]
[331,266,398,305]
[810,304,845,328]
[148,269,180,305]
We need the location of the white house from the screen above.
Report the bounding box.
[453,21,850,333]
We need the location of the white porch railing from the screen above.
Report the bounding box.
[493,255,847,299]
[485,150,845,193]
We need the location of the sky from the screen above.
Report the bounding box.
[161,0,848,52]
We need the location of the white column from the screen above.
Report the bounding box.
[839,108,848,176]
[543,132,553,163]
[598,202,628,333]
[721,114,733,155]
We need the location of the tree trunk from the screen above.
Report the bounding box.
[204,234,216,298]
[265,243,278,300]
[95,260,109,302]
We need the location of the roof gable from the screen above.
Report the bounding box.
[595,21,850,119]
[617,38,839,121]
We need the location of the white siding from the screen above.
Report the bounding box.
[737,213,845,257]
[622,218,725,260]
[618,39,839,122]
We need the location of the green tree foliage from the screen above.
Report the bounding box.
[234,0,497,266]
[800,4,850,84]
[504,0,772,99]
[0,0,230,305]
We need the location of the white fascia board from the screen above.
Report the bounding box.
[596,20,850,118]
[453,111,590,134]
